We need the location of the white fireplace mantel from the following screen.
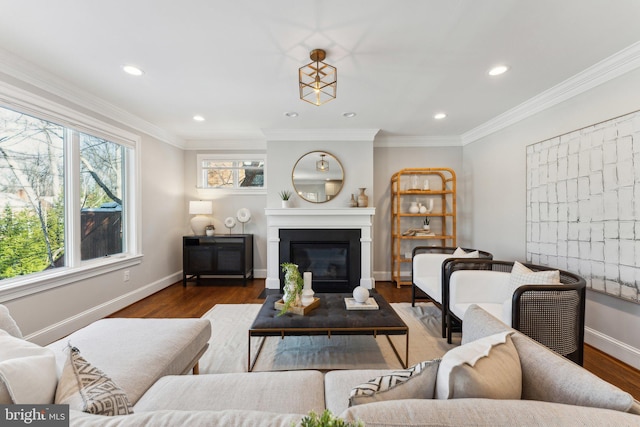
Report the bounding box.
[265,208,376,290]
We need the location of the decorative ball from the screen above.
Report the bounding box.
[352,286,369,303]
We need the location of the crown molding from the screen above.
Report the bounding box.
[262,128,380,142]
[374,135,461,148]
[184,138,267,151]
[461,41,640,146]
[0,49,185,149]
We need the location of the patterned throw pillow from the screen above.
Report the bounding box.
[507,261,560,297]
[349,359,441,406]
[55,345,133,416]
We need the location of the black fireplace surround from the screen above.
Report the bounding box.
[279,228,361,293]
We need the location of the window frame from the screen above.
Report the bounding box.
[196,153,266,195]
[0,81,142,302]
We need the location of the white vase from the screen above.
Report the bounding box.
[301,289,315,306]
[409,201,419,214]
[281,200,290,208]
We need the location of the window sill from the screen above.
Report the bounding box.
[0,254,144,303]
[196,187,267,196]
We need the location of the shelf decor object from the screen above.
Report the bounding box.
[236,208,251,233]
[390,168,457,287]
[189,200,213,235]
[299,49,337,106]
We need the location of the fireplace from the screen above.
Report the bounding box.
[264,207,376,290]
[279,229,361,292]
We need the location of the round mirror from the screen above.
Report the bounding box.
[292,151,344,203]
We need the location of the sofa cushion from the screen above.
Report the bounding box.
[69,409,305,427]
[55,345,133,416]
[461,304,634,412]
[0,304,22,338]
[0,329,57,404]
[339,398,640,427]
[349,359,440,407]
[134,370,325,415]
[435,331,521,399]
[47,318,211,405]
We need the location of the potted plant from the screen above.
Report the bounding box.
[423,216,430,232]
[279,263,304,316]
[279,190,293,208]
[204,224,215,236]
[300,409,363,427]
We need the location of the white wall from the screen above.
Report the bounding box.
[266,140,374,208]
[462,67,640,368]
[183,150,268,276]
[372,145,463,280]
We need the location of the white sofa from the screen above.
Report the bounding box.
[1,304,639,426]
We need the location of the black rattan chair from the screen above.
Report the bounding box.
[442,258,586,365]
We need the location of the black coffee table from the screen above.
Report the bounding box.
[248,293,409,372]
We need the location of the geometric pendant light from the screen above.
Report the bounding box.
[299,49,337,106]
[316,154,329,172]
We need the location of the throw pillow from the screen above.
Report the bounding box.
[508,261,560,295]
[435,331,522,400]
[349,359,441,406]
[0,305,23,338]
[452,247,480,258]
[0,329,57,404]
[55,345,133,416]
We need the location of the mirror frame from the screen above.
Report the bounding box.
[292,150,344,203]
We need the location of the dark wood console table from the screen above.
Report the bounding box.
[183,234,253,286]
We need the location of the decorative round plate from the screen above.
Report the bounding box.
[224,216,236,229]
[236,208,251,223]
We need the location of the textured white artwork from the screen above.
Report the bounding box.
[526,110,640,304]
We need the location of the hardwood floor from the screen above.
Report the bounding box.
[110,278,640,400]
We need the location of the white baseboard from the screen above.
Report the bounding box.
[374,270,392,281]
[25,272,181,346]
[585,327,640,371]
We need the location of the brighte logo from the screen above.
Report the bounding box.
[1,405,68,426]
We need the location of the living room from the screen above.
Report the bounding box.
[1,1,640,424]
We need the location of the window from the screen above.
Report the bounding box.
[0,85,140,293]
[197,154,265,192]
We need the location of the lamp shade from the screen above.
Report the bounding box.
[189,200,212,215]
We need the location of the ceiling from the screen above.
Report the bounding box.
[1,0,640,145]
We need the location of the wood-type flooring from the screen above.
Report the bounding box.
[110,278,640,401]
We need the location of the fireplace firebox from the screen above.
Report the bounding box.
[279,229,361,292]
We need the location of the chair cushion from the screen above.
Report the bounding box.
[412,253,451,303]
[0,329,57,404]
[55,345,133,416]
[435,331,521,400]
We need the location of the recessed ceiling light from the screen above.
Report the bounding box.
[488,65,509,76]
[193,115,205,122]
[343,112,357,118]
[122,65,144,76]
[284,112,299,118]
[433,113,447,120]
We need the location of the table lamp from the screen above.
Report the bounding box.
[189,200,213,235]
